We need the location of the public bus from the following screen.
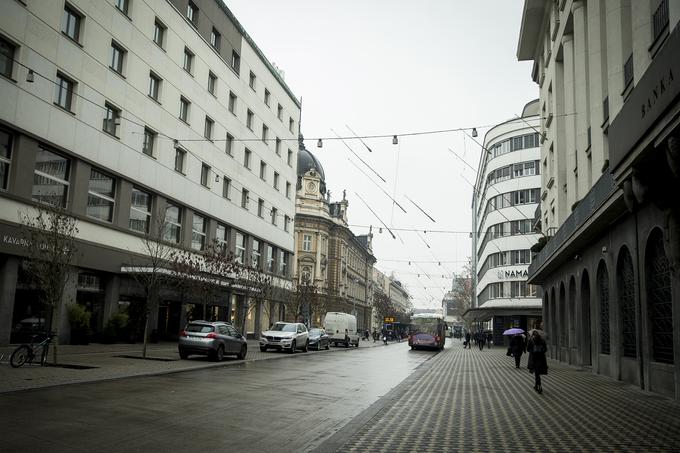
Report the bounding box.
[408,313,446,350]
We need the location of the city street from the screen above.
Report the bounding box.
[2,340,680,452]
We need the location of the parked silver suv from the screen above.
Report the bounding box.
[179,321,247,361]
[259,322,309,353]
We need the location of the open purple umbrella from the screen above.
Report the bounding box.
[503,328,525,335]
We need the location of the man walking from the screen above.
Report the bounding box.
[478,331,486,351]
[464,331,471,349]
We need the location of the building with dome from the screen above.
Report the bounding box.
[294,139,376,330]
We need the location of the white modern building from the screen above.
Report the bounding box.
[469,100,543,343]
[0,0,300,344]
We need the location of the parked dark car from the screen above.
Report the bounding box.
[178,321,247,361]
[308,328,330,350]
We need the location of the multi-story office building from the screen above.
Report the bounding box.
[0,0,300,344]
[295,142,376,330]
[518,0,680,399]
[371,268,412,330]
[469,100,543,342]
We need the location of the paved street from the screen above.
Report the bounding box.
[2,339,680,452]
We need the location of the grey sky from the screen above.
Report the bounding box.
[226,0,537,309]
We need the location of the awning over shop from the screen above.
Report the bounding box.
[463,300,543,322]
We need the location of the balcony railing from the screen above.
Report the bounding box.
[528,171,617,279]
[653,0,669,42]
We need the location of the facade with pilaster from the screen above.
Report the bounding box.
[0,0,299,344]
[518,0,680,400]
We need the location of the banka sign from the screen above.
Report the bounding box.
[496,268,529,280]
[641,68,674,119]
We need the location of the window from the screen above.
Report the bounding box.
[273,172,279,190]
[275,138,281,156]
[284,215,290,232]
[231,50,240,74]
[0,37,15,79]
[222,176,231,199]
[129,187,151,233]
[260,161,266,180]
[262,124,268,143]
[210,28,220,50]
[228,92,237,114]
[225,133,234,156]
[55,73,75,112]
[183,48,194,74]
[191,213,207,251]
[241,188,249,208]
[264,89,270,106]
[110,41,126,75]
[148,72,161,101]
[252,239,261,267]
[115,0,129,15]
[303,234,312,251]
[174,147,186,173]
[179,97,189,122]
[235,232,246,263]
[62,5,82,43]
[271,207,277,226]
[153,19,166,48]
[281,251,288,275]
[285,182,291,198]
[207,71,216,95]
[287,149,293,166]
[249,71,256,90]
[277,104,283,120]
[266,245,274,272]
[142,127,156,156]
[0,129,12,190]
[289,118,294,133]
[200,163,210,187]
[204,116,214,140]
[86,168,115,221]
[215,223,228,253]
[247,109,254,130]
[257,198,264,217]
[32,147,70,207]
[163,205,182,243]
[244,148,251,168]
[102,103,120,136]
[187,1,198,26]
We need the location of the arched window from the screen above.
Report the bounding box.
[559,282,566,345]
[550,287,556,346]
[617,247,636,358]
[597,261,610,355]
[646,229,673,364]
[569,276,577,347]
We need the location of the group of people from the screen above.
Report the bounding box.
[462,331,493,350]
[507,330,548,394]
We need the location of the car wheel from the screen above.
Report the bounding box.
[302,341,309,352]
[179,349,189,359]
[213,345,225,362]
[288,340,296,353]
[260,346,267,352]
[237,344,247,360]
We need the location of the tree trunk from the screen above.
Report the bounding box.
[142,312,149,359]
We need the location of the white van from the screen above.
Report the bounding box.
[323,312,359,347]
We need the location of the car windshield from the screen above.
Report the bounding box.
[309,329,322,335]
[186,324,214,333]
[270,323,296,332]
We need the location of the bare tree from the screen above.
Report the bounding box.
[372,291,394,326]
[19,204,79,364]
[234,264,273,335]
[290,280,323,326]
[451,258,474,329]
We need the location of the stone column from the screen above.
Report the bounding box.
[102,274,120,326]
[58,269,79,345]
[562,33,577,210]
[573,1,591,193]
[315,232,322,280]
[0,257,19,346]
[254,299,262,339]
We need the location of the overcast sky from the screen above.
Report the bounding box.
[226,0,537,309]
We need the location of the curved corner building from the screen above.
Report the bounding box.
[470,100,543,342]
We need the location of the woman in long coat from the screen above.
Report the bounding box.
[509,334,525,368]
[527,331,548,393]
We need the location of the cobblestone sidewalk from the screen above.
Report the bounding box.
[317,345,680,453]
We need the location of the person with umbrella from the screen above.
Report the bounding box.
[509,333,526,368]
[527,330,548,394]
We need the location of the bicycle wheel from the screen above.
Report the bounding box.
[10,345,32,368]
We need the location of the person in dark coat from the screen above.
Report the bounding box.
[509,334,526,368]
[464,331,471,348]
[527,330,548,393]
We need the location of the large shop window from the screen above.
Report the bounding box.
[129,187,151,233]
[32,147,70,207]
[86,168,115,222]
[0,128,12,190]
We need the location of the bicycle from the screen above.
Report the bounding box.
[10,332,56,368]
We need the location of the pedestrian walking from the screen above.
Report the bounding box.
[464,332,471,349]
[509,334,526,368]
[527,330,548,394]
[486,332,493,348]
[477,332,485,351]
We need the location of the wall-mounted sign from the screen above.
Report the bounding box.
[384,316,396,323]
[496,268,529,280]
